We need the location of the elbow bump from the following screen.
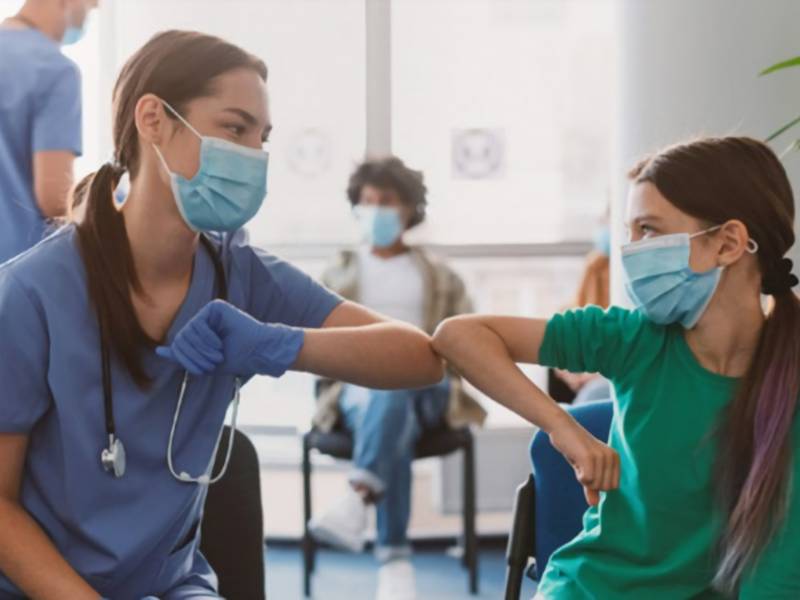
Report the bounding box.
[432,317,464,355]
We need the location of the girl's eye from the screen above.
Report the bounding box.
[226,124,245,136]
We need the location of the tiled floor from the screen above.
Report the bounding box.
[264,542,538,600]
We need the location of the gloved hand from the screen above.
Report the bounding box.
[156,299,305,378]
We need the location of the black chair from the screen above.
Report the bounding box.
[301,425,479,597]
[201,427,266,600]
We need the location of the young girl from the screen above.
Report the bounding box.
[0,31,442,599]
[433,137,800,598]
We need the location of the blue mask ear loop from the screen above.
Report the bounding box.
[151,99,204,175]
[680,225,760,328]
[689,224,760,255]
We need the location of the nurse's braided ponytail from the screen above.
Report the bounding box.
[72,30,267,387]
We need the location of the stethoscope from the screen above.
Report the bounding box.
[99,235,241,485]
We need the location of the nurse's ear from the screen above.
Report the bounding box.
[134,94,173,147]
[716,219,752,267]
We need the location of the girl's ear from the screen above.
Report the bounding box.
[717,219,751,267]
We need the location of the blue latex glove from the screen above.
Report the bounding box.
[156,300,305,378]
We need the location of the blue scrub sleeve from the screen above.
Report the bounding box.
[0,272,51,432]
[32,61,82,156]
[246,246,343,329]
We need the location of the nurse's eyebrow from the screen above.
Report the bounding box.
[223,107,258,125]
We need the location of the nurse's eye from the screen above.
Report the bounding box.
[224,123,246,138]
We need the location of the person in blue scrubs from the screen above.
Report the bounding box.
[0,0,98,263]
[0,30,444,600]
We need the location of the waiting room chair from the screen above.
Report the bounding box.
[201,427,266,600]
[504,401,614,600]
[301,424,479,597]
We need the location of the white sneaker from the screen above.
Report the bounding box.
[308,487,367,552]
[376,559,417,600]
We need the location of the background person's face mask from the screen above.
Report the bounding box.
[593,226,611,256]
[61,8,88,45]
[621,226,724,329]
[354,205,404,248]
[153,101,269,233]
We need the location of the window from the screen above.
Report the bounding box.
[392,0,616,245]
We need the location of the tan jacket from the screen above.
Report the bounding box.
[312,247,487,432]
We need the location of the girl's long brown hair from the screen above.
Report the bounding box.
[72,30,267,387]
[630,137,799,593]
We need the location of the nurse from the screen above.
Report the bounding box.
[0,30,443,599]
[0,0,98,263]
[434,137,800,598]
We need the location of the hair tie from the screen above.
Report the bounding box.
[106,156,127,174]
[761,257,799,295]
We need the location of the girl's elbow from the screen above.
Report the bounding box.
[432,317,467,357]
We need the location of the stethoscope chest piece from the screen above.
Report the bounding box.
[101,434,127,478]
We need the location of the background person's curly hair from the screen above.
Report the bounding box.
[346,156,428,228]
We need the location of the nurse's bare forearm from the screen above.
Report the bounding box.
[433,319,569,433]
[0,498,99,600]
[293,323,444,388]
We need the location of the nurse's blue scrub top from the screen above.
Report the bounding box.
[0,226,342,599]
[0,28,82,263]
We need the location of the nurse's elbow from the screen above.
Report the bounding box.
[33,151,75,218]
[34,182,69,218]
[423,349,446,385]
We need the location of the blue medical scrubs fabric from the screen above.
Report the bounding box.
[0,227,341,598]
[0,27,82,263]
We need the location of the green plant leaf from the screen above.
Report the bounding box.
[766,114,800,142]
[760,56,800,76]
[779,139,800,159]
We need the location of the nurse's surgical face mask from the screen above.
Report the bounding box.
[621,225,757,329]
[354,205,404,248]
[152,100,269,233]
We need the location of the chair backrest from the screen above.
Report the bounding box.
[530,400,613,578]
[201,427,266,600]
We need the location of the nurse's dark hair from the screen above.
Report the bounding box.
[629,136,799,593]
[71,30,267,387]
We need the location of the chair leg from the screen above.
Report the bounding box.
[302,436,314,597]
[462,434,479,594]
[504,475,535,600]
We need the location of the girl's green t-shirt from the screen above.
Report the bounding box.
[535,306,800,599]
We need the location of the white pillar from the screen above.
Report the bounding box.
[612,0,800,303]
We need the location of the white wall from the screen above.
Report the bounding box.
[612,0,800,302]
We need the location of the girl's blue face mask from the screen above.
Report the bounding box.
[153,101,269,233]
[354,205,404,248]
[621,225,737,329]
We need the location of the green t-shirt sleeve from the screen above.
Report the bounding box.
[739,422,800,599]
[538,305,649,380]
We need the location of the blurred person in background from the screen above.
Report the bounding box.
[309,157,486,600]
[0,0,97,263]
[553,215,612,405]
